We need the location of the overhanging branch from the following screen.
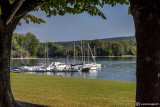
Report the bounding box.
[0,0,11,16]
[6,0,25,25]
[14,0,44,20]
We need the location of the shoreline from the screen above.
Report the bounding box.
[11,55,136,59]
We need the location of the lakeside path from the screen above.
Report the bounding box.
[11,55,136,59]
[11,73,136,107]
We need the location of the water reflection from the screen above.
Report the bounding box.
[89,70,97,77]
[24,71,98,79]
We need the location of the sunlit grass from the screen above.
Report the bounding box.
[11,73,136,107]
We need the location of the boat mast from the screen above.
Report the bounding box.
[44,42,46,58]
[81,41,83,63]
[67,49,69,65]
[21,39,23,59]
[66,50,70,65]
[47,42,49,65]
[27,47,28,64]
[74,44,75,65]
[83,41,85,64]
[94,45,96,63]
[94,45,96,56]
[88,43,89,64]
[89,44,96,63]
[65,49,67,64]
[45,42,49,67]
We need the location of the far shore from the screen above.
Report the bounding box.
[11,55,136,59]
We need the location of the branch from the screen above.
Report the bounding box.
[6,0,25,25]
[14,0,44,19]
[0,0,11,16]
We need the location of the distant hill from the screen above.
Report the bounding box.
[55,41,81,46]
[99,36,135,42]
[54,36,135,46]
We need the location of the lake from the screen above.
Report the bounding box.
[11,57,136,82]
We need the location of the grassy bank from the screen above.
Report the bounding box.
[11,73,136,107]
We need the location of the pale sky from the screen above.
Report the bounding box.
[14,4,135,42]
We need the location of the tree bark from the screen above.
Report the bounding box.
[0,20,20,107]
[130,0,160,106]
[0,0,43,106]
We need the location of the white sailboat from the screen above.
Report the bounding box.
[69,44,82,72]
[84,43,101,70]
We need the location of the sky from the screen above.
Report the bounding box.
[14,4,135,42]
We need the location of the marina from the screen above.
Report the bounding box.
[11,59,102,72]
[11,42,102,72]
[11,57,136,82]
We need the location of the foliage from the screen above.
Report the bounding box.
[19,14,46,25]
[12,33,24,50]
[24,32,39,57]
[111,42,124,56]
[120,40,130,55]
[55,36,135,46]
[12,33,136,57]
[12,33,39,58]
[11,49,29,58]
[37,45,45,58]
[0,0,130,27]
[105,43,113,56]
[128,46,136,55]
[39,0,106,19]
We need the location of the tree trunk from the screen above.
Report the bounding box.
[130,0,160,106]
[0,20,20,107]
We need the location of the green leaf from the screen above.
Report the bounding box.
[22,14,46,24]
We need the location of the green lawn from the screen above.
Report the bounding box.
[11,73,136,107]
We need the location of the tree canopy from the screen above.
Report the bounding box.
[0,0,129,26]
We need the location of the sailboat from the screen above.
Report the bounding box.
[81,41,90,71]
[69,44,82,72]
[84,43,101,70]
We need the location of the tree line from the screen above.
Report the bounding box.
[11,33,136,58]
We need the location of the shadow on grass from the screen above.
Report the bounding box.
[16,101,49,107]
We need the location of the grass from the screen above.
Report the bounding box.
[11,73,136,107]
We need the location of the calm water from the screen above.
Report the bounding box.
[11,57,136,82]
